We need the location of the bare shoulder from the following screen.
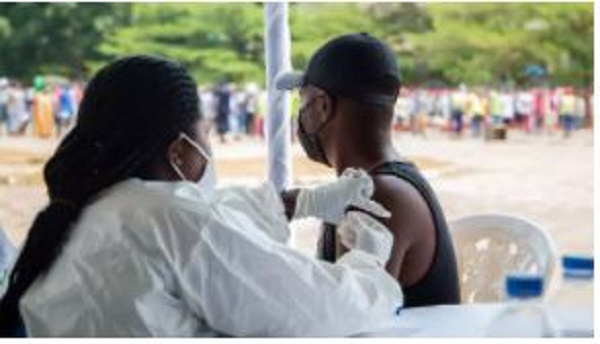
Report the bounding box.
[371,174,432,225]
[371,173,437,284]
[370,173,437,250]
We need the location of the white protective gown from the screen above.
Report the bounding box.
[20,178,403,337]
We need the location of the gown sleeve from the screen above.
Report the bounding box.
[175,183,403,337]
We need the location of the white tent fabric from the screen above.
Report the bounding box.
[263,2,293,192]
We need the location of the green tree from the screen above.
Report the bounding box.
[288,2,434,86]
[98,3,265,84]
[402,3,593,87]
[0,3,130,79]
[360,2,434,86]
[288,3,379,69]
[0,2,592,89]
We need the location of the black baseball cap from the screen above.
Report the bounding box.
[276,33,401,106]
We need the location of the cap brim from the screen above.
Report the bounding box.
[275,71,305,91]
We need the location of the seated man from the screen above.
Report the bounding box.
[277,33,460,307]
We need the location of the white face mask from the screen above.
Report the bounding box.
[169,132,217,199]
[197,160,217,199]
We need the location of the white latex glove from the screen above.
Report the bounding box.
[337,211,393,267]
[293,168,390,224]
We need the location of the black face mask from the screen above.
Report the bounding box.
[297,95,335,166]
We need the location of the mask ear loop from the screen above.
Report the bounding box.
[317,93,337,133]
[299,93,337,135]
[169,155,189,181]
[178,132,212,181]
[169,133,196,182]
[180,132,212,163]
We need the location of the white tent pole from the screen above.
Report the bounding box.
[263,2,292,192]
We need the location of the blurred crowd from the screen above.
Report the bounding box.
[0,76,83,138]
[0,76,593,141]
[395,85,593,139]
[0,77,275,142]
[199,82,271,143]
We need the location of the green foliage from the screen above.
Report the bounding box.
[0,2,593,87]
[98,3,265,84]
[403,3,593,86]
[0,3,130,79]
[289,3,379,69]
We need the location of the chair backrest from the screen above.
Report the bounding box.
[448,213,557,303]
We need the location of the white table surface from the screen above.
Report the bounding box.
[359,303,594,337]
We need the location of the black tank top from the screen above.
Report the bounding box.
[317,160,461,308]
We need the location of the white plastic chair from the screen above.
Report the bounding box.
[448,213,557,303]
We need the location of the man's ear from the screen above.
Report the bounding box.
[317,93,335,122]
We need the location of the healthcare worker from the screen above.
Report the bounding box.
[0,56,403,337]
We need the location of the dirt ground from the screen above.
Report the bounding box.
[0,129,594,258]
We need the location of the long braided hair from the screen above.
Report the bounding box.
[0,55,201,335]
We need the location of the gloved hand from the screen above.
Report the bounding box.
[337,210,394,266]
[293,168,390,224]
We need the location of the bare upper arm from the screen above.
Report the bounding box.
[370,174,437,287]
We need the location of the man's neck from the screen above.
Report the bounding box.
[333,139,399,176]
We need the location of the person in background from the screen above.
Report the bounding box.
[214,81,231,143]
[229,84,245,140]
[589,92,594,125]
[479,89,490,135]
[255,90,267,139]
[32,80,54,138]
[55,84,76,137]
[6,81,30,136]
[515,88,534,133]
[199,86,217,134]
[500,88,515,127]
[450,84,468,138]
[289,90,300,142]
[0,226,17,296]
[71,81,84,114]
[24,86,35,128]
[0,78,9,136]
[468,89,484,138]
[488,89,502,127]
[558,87,577,138]
[574,89,587,130]
[541,87,556,136]
[414,89,429,137]
[394,88,411,132]
[531,88,545,134]
[439,88,452,132]
[244,83,259,136]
